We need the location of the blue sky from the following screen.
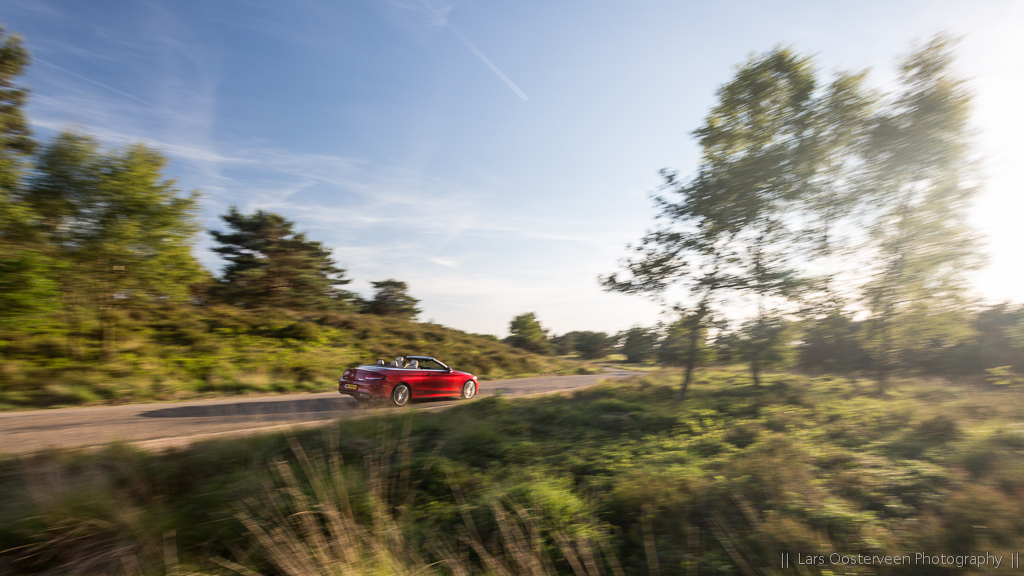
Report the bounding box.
[2,0,1022,336]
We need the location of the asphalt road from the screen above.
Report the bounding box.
[0,369,639,455]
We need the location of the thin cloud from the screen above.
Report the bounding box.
[28,115,628,249]
[429,257,459,267]
[34,57,151,105]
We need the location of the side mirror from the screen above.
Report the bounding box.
[445,367,452,373]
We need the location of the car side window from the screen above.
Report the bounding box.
[420,359,445,370]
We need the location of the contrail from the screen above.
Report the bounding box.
[414,0,528,101]
[445,23,529,101]
[35,57,150,105]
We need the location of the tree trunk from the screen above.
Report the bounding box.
[679,326,701,400]
[875,183,912,395]
[681,357,695,400]
[62,283,83,359]
[100,306,115,361]
[99,260,116,361]
[874,301,894,394]
[750,348,761,388]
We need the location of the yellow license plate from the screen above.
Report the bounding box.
[344,383,358,390]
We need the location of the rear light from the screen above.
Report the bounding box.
[364,374,384,381]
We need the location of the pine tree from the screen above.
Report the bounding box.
[364,279,421,320]
[210,208,355,310]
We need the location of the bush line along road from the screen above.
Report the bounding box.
[0,369,637,454]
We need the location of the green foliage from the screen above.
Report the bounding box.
[550,331,575,355]
[0,304,580,409]
[607,38,985,393]
[570,331,614,360]
[4,369,1024,575]
[0,249,61,326]
[363,278,420,319]
[0,23,34,157]
[735,316,795,380]
[0,23,56,327]
[27,133,205,300]
[657,315,712,367]
[603,48,872,391]
[620,326,658,363]
[505,312,552,354]
[860,37,982,386]
[796,310,870,373]
[15,131,207,359]
[210,207,355,311]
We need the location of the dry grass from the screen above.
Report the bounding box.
[2,423,643,576]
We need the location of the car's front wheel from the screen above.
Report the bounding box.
[461,380,476,400]
[390,383,411,407]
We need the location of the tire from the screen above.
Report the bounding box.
[390,383,411,407]
[460,380,477,400]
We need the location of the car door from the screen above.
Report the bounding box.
[418,359,454,396]
[433,360,463,394]
[400,367,431,398]
[444,369,465,395]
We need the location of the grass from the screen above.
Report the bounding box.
[2,368,1024,574]
[0,304,591,411]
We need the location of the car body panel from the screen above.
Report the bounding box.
[338,356,477,402]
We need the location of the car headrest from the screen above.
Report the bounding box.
[406,360,419,369]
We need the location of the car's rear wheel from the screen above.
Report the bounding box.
[461,380,476,400]
[390,383,411,407]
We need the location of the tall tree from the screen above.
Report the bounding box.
[860,36,981,389]
[364,279,420,320]
[210,208,354,311]
[0,22,59,326]
[550,332,576,355]
[603,48,864,393]
[25,132,205,355]
[620,326,658,364]
[505,312,551,354]
[655,310,716,380]
[0,22,34,159]
[735,315,795,376]
[572,331,615,360]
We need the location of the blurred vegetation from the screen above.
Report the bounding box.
[4,369,1024,575]
[209,208,357,311]
[362,279,422,320]
[594,36,1020,396]
[506,312,553,355]
[0,304,586,410]
[510,305,1024,385]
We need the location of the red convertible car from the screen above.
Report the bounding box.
[339,356,478,406]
